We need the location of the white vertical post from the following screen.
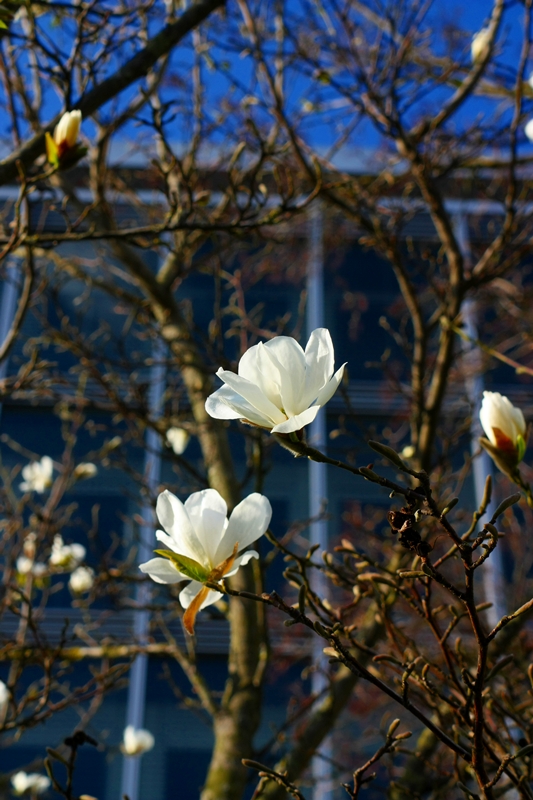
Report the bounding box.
[453,215,503,629]
[307,202,334,800]
[0,259,23,420]
[121,339,166,800]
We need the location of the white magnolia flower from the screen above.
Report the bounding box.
[205,328,345,435]
[49,535,86,571]
[166,427,190,455]
[525,118,533,142]
[20,456,53,493]
[0,680,9,717]
[471,27,491,64]
[479,391,527,474]
[11,771,51,795]
[16,556,47,578]
[69,566,95,593]
[73,462,97,481]
[121,725,155,756]
[140,488,272,634]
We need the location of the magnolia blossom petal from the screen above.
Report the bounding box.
[139,557,184,584]
[224,550,260,577]
[271,405,321,434]
[315,363,346,407]
[156,490,208,565]
[216,494,272,563]
[263,337,307,417]
[184,489,228,565]
[179,580,222,610]
[238,343,283,408]
[216,369,286,425]
[155,529,180,552]
[205,385,273,426]
[301,328,335,407]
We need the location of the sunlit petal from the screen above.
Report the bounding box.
[215,494,272,563]
[139,557,184,584]
[184,489,228,565]
[156,490,208,565]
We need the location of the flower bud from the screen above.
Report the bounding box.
[73,462,98,481]
[121,725,155,756]
[471,27,491,64]
[479,391,527,476]
[46,110,83,166]
[166,427,190,455]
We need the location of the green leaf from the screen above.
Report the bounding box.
[153,550,210,583]
[517,434,526,463]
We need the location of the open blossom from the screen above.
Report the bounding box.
[11,772,51,795]
[471,27,491,63]
[46,110,82,165]
[20,456,53,493]
[49,534,86,570]
[205,328,345,435]
[121,725,155,756]
[16,556,47,578]
[69,566,95,593]
[479,391,527,474]
[166,427,190,455]
[140,488,272,634]
[526,119,533,143]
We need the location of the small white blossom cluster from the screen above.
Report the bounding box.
[19,456,53,494]
[11,771,50,795]
[49,535,94,593]
[49,535,86,570]
[15,532,94,592]
[19,456,97,493]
